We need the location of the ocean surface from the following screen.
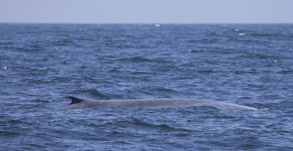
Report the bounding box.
[0,24,292,150]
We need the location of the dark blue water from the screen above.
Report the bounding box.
[0,24,293,150]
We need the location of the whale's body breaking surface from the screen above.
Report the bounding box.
[59,96,257,110]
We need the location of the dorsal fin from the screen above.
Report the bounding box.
[68,96,84,104]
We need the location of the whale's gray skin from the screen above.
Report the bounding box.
[59,96,257,110]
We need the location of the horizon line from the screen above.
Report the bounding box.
[1,22,293,25]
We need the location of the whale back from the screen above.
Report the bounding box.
[58,96,258,110]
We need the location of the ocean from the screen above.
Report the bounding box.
[0,24,292,150]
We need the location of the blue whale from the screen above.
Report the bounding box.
[59,96,257,110]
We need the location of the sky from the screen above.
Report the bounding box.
[1,0,293,24]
